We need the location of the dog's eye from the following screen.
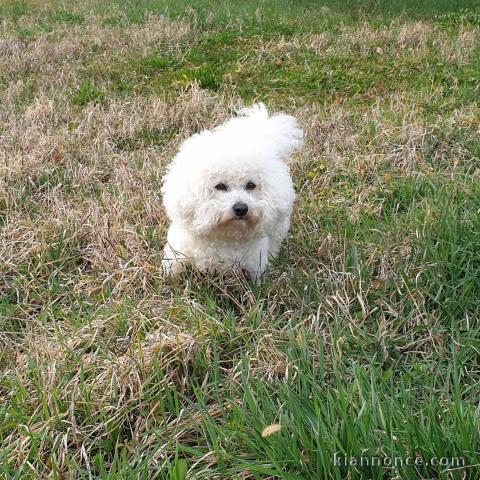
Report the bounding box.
[215,183,228,191]
[245,181,256,190]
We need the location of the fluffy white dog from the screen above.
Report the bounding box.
[161,103,303,281]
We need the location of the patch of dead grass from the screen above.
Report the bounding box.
[303,20,478,62]
[2,314,203,470]
[0,13,192,77]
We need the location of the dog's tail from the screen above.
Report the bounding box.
[237,103,304,160]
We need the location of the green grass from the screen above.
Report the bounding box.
[1,0,480,479]
[71,80,107,106]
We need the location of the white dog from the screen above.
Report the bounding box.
[161,103,303,281]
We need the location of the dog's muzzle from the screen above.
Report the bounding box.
[232,202,248,218]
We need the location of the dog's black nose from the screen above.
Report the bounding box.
[233,202,248,217]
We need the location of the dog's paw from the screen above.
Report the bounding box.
[161,257,186,277]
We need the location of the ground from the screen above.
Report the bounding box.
[1,0,480,479]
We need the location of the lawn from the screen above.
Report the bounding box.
[1,0,480,478]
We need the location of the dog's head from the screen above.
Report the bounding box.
[162,104,303,240]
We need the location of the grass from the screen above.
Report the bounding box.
[1,0,480,479]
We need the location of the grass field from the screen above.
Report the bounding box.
[1,0,480,478]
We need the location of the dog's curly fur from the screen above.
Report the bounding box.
[161,103,303,280]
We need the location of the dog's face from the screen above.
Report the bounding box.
[162,104,302,240]
[163,154,295,240]
[205,173,263,235]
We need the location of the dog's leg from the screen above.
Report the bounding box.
[162,243,188,277]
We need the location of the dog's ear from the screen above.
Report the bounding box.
[161,167,196,223]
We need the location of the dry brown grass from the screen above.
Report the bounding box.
[0,13,192,76]
[304,20,479,62]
